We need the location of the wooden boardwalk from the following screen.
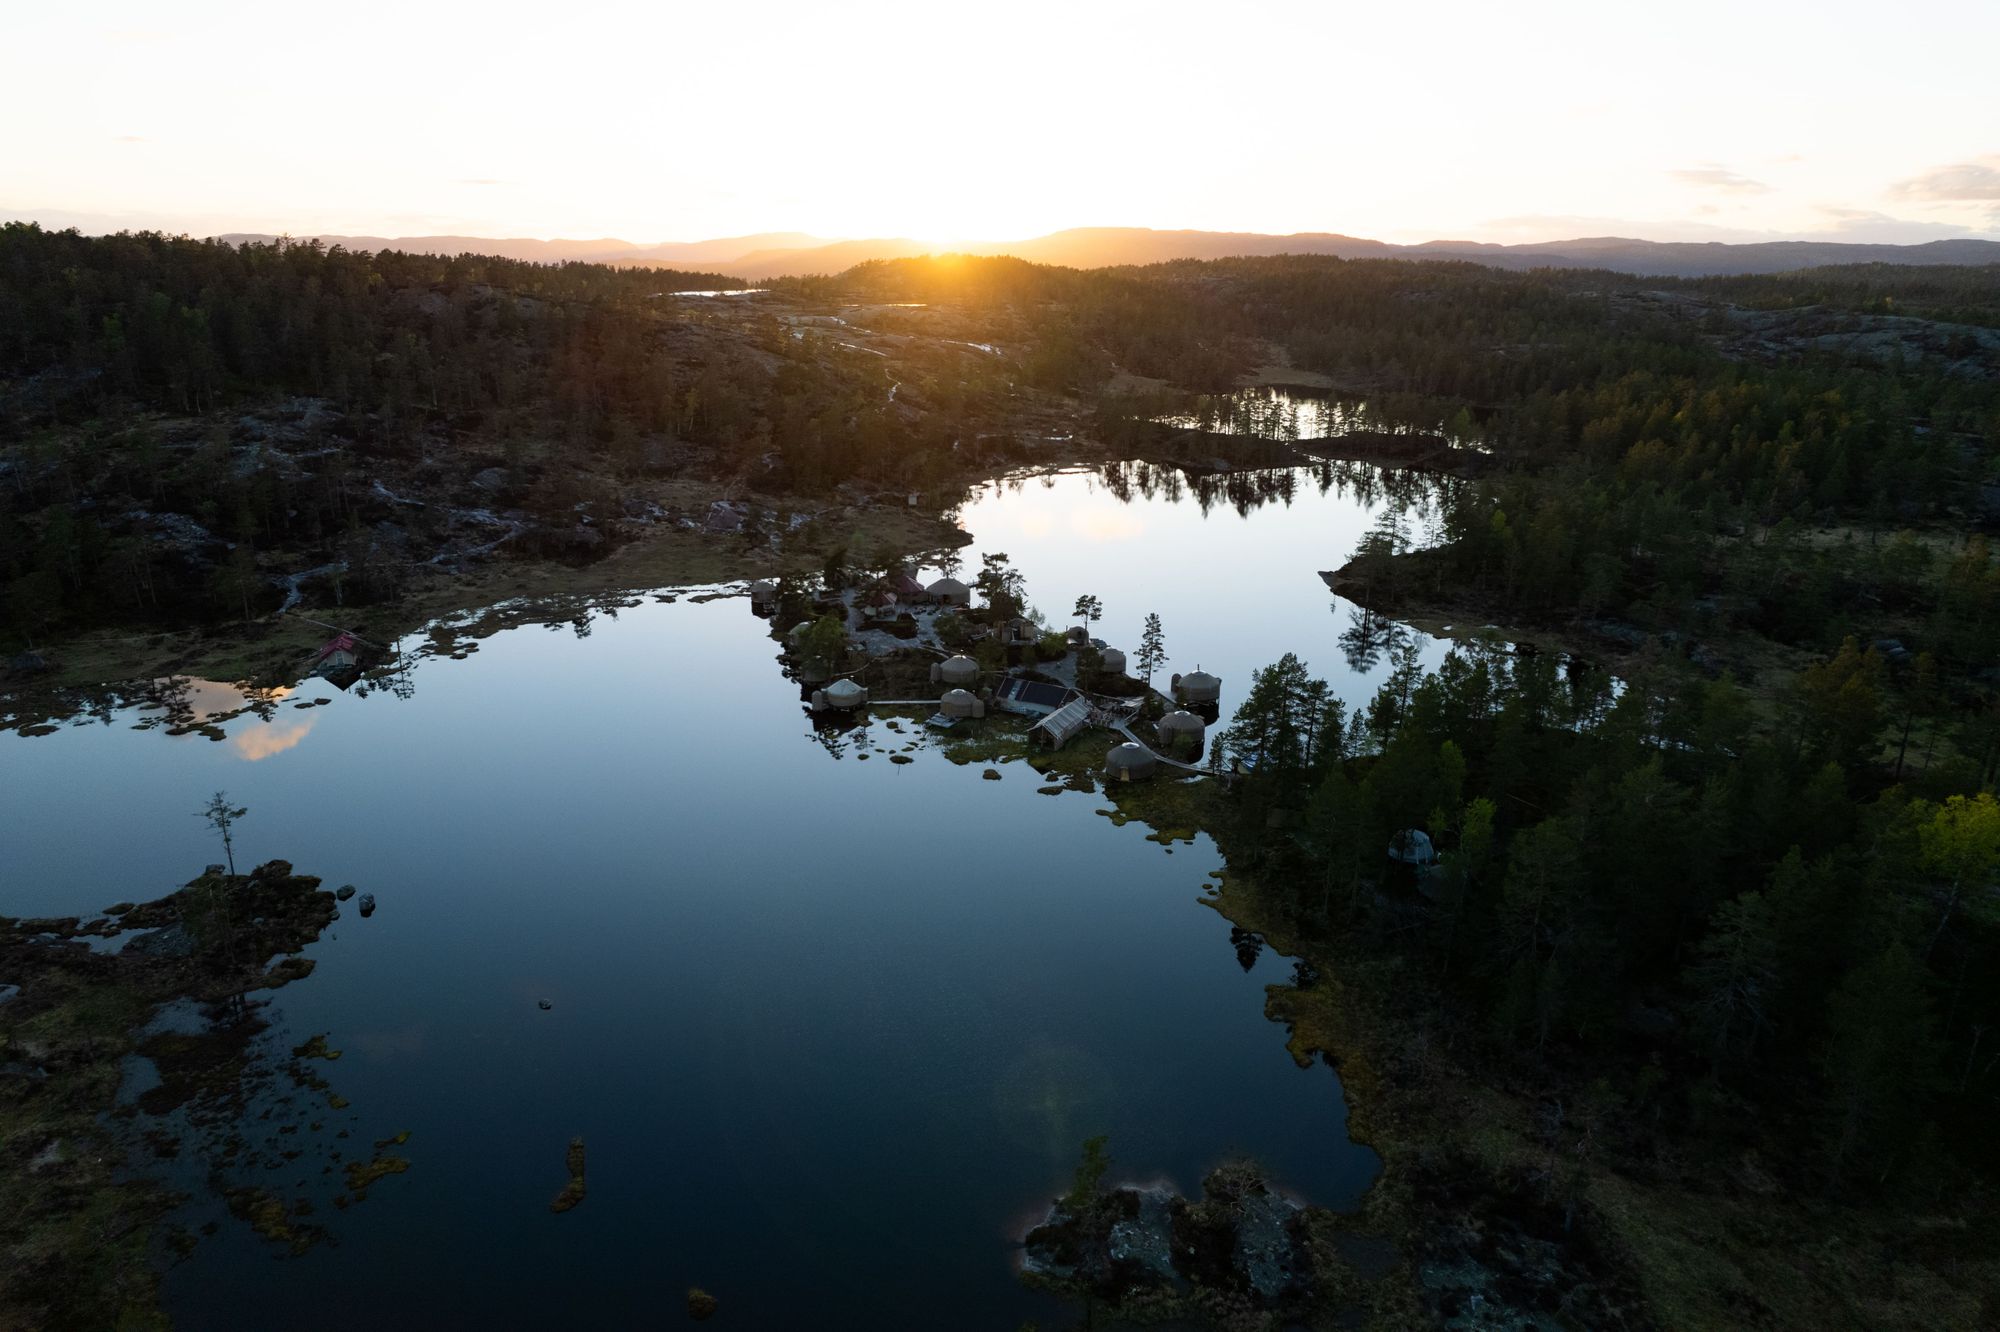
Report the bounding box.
[1100,709,1214,777]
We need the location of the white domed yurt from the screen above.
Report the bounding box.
[785,621,814,648]
[1172,669,1222,705]
[930,655,979,687]
[927,576,972,608]
[1098,647,1127,676]
[1104,742,1158,783]
[940,688,986,720]
[748,580,778,613]
[1157,709,1206,756]
[812,679,869,711]
[1388,829,1437,865]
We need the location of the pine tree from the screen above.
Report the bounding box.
[1136,613,1166,685]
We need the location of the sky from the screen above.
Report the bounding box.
[4,0,1998,247]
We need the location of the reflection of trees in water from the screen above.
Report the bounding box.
[1089,458,1454,535]
[1176,387,1482,449]
[150,675,196,727]
[1229,926,1265,973]
[1337,605,1415,675]
[241,686,288,722]
[359,651,417,703]
[805,718,862,760]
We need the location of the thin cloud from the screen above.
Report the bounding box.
[112,135,145,143]
[1669,167,1772,195]
[1812,206,1971,243]
[455,178,505,187]
[1470,209,1985,246]
[1890,155,2000,202]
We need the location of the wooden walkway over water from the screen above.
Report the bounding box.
[1098,707,1215,777]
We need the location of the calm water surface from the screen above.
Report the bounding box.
[935,459,1452,717]
[1,465,1440,1328]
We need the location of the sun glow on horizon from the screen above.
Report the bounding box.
[3,0,1996,247]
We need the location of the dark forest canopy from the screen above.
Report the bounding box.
[3,226,1999,666]
[0,223,743,417]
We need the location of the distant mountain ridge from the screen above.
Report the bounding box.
[203,225,2000,280]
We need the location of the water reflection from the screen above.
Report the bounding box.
[1089,455,1456,525]
[231,718,315,761]
[0,495,1407,1330]
[1337,606,1418,675]
[940,461,1455,719]
[1156,384,1485,451]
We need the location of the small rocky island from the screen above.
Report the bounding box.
[0,861,360,1328]
[1022,1154,1334,1326]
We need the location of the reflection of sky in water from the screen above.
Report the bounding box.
[937,462,1452,716]
[229,717,314,761]
[0,471,1425,1328]
[147,678,321,761]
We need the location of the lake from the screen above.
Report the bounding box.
[1155,384,1485,452]
[0,461,1447,1328]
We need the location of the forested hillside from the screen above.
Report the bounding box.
[4,226,1998,689]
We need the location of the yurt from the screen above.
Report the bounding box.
[811,679,869,711]
[1172,668,1222,705]
[1157,710,1206,756]
[748,580,778,614]
[940,688,986,720]
[1098,647,1127,675]
[1388,829,1437,865]
[1104,741,1158,782]
[927,576,972,607]
[930,655,979,687]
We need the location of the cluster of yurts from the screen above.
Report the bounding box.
[752,575,1221,783]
